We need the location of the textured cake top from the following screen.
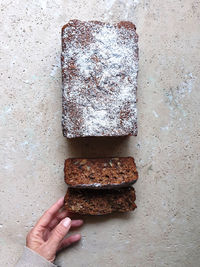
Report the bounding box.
[61,20,138,138]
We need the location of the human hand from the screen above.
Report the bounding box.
[26,197,83,262]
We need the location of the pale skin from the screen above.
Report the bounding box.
[26,197,83,262]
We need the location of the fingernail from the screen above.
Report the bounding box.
[63,217,71,227]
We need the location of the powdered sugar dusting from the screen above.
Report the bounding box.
[61,20,138,138]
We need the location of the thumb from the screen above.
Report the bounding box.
[47,217,71,252]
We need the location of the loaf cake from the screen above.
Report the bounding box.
[61,20,139,138]
[64,157,138,189]
[64,187,136,215]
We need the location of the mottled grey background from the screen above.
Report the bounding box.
[0,0,200,266]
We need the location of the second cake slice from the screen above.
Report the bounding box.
[65,187,136,215]
[64,157,138,189]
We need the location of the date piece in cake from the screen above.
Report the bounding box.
[64,187,136,215]
[61,20,139,138]
[64,157,138,189]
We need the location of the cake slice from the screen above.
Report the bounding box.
[64,187,136,215]
[61,20,138,138]
[64,157,138,189]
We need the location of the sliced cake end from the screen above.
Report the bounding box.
[64,187,136,215]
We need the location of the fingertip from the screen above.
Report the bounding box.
[71,233,81,242]
[71,219,84,228]
[58,196,64,204]
[57,233,82,251]
[74,233,81,240]
[76,219,84,225]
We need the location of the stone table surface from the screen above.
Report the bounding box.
[1,0,200,266]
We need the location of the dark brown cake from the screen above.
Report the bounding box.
[64,187,136,215]
[61,20,139,138]
[64,157,138,189]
